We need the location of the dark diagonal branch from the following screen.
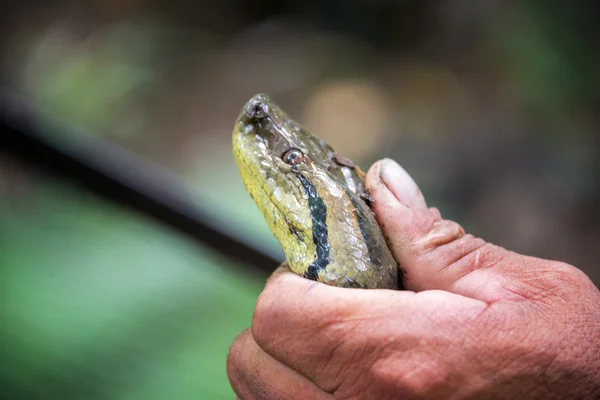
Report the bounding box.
[0,91,278,274]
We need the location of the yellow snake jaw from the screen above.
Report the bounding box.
[232,122,318,273]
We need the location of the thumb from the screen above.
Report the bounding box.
[366,158,569,303]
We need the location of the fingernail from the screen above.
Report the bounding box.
[380,158,426,209]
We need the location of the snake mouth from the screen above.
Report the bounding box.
[257,171,310,238]
[233,132,311,244]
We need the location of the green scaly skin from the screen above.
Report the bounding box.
[232,94,398,289]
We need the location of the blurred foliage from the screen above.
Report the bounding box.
[1,0,600,398]
[0,175,263,399]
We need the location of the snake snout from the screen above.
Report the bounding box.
[242,93,271,123]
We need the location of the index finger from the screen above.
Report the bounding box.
[251,266,416,391]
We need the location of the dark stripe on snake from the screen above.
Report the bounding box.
[296,173,330,280]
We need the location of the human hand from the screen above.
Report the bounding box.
[227,158,600,399]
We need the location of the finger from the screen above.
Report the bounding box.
[366,159,519,302]
[227,329,331,400]
[251,267,417,391]
[378,158,427,209]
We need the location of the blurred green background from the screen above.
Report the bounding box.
[1,1,599,398]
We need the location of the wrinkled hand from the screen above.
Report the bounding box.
[227,159,600,399]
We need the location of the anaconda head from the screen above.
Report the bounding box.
[232,93,338,271]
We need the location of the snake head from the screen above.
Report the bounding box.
[232,94,319,269]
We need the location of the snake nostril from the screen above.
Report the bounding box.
[244,94,270,122]
[252,103,266,118]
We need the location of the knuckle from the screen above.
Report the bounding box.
[320,320,383,393]
[533,261,595,299]
[427,207,442,220]
[226,331,249,385]
[446,240,499,273]
[548,262,588,287]
[372,358,449,395]
[413,218,466,253]
[251,279,305,350]
[252,271,311,346]
[225,351,239,383]
[430,219,466,245]
[397,368,444,395]
[251,289,277,346]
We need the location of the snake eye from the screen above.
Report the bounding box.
[282,149,304,165]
